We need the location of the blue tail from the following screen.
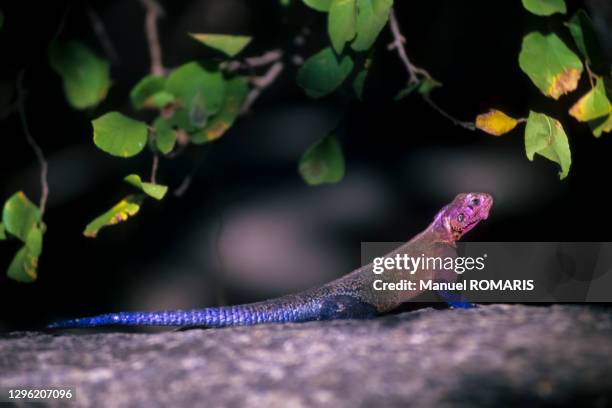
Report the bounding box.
[48,299,322,329]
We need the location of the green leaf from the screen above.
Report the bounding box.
[328,0,357,54]
[353,69,367,100]
[190,34,252,57]
[166,108,195,133]
[351,0,392,51]
[6,224,43,283]
[191,77,249,144]
[417,78,442,95]
[92,112,148,158]
[84,195,144,238]
[297,47,354,98]
[48,41,111,110]
[2,192,41,242]
[525,111,571,180]
[299,135,345,185]
[2,192,43,282]
[303,0,332,12]
[25,224,43,256]
[521,0,566,16]
[588,114,612,138]
[519,32,583,100]
[569,78,611,122]
[565,10,608,73]
[149,91,175,108]
[154,117,177,154]
[124,174,168,200]
[7,246,38,282]
[394,82,420,100]
[166,62,226,121]
[130,75,173,109]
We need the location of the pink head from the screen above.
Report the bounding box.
[433,193,494,242]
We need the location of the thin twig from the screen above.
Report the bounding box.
[423,96,475,130]
[140,0,164,183]
[173,148,208,198]
[150,154,159,184]
[585,62,595,88]
[0,95,25,121]
[173,175,193,198]
[241,61,284,114]
[226,49,283,71]
[87,5,120,63]
[173,53,285,196]
[140,0,164,76]
[16,71,49,214]
[388,8,475,131]
[388,8,430,84]
[51,4,72,44]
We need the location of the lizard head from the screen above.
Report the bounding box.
[436,193,493,242]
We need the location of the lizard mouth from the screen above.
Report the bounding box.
[450,216,484,240]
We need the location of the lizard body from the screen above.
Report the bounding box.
[48,193,493,329]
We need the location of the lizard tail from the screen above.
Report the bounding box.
[47,299,323,329]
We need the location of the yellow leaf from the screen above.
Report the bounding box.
[475,109,519,136]
[589,114,612,138]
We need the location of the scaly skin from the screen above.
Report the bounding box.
[48,193,493,328]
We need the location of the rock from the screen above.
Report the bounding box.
[1,305,612,407]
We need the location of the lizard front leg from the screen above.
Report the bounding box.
[318,295,379,320]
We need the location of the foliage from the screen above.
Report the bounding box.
[2,192,44,282]
[48,41,110,110]
[524,112,571,180]
[521,0,566,16]
[297,47,354,98]
[475,110,519,136]
[303,0,332,12]
[80,40,252,241]
[474,0,610,179]
[2,0,611,282]
[519,33,583,100]
[190,34,252,57]
[84,195,144,238]
[92,112,148,158]
[124,175,168,200]
[299,135,345,185]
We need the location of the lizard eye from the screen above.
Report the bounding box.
[457,213,465,222]
[471,197,480,206]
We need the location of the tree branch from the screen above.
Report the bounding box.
[241,61,284,114]
[388,9,430,84]
[16,71,49,214]
[140,0,164,76]
[150,154,159,184]
[388,8,475,131]
[140,0,165,183]
[172,50,284,196]
[226,49,283,71]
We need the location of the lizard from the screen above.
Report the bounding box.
[48,192,493,329]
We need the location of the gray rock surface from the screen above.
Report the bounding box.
[1,305,612,408]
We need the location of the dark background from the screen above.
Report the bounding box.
[0,0,611,331]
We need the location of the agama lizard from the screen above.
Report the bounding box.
[48,193,493,329]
